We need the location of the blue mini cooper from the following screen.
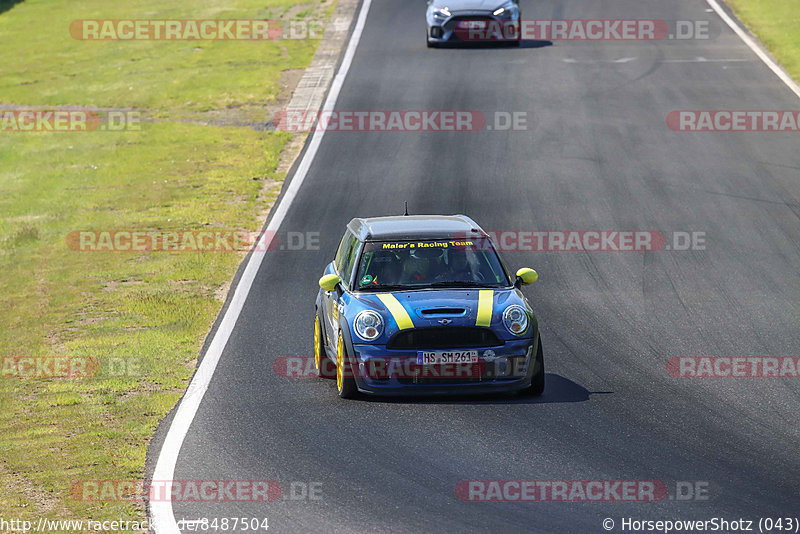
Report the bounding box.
[314,215,543,398]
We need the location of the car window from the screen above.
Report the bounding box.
[334,231,355,275]
[354,238,510,290]
[339,236,361,288]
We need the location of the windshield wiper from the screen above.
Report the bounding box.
[358,284,413,292]
[359,281,501,292]
[426,281,499,288]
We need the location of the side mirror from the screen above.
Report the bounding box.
[515,268,538,287]
[319,274,341,292]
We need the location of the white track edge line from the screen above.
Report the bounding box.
[149,1,373,531]
[705,0,800,100]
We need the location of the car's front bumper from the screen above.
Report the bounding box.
[350,336,538,396]
[427,11,521,44]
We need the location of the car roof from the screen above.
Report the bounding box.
[347,215,487,242]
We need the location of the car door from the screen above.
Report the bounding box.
[325,231,359,351]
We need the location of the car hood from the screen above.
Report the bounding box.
[350,287,532,341]
[429,0,507,12]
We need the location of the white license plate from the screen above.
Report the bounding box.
[458,20,486,29]
[417,350,479,365]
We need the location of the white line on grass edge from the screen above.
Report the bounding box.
[705,0,800,99]
[149,1,373,531]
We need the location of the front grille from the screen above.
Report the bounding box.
[363,360,485,382]
[450,16,494,30]
[452,15,493,22]
[450,16,514,42]
[386,327,504,350]
[396,362,485,384]
[392,356,528,385]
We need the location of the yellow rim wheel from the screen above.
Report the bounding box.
[314,318,321,371]
[336,333,344,392]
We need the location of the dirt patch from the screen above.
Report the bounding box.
[0,461,67,517]
[102,280,144,292]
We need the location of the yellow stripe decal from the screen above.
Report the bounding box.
[476,290,494,327]
[377,293,415,330]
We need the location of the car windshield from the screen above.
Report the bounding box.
[354,238,510,290]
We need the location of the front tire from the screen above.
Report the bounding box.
[521,335,545,396]
[336,331,358,399]
[314,313,335,379]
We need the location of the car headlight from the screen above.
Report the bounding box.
[432,7,451,19]
[493,2,518,17]
[354,310,384,341]
[502,305,529,336]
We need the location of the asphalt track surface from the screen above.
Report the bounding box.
[159,0,800,531]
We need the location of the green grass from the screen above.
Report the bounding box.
[0,0,330,524]
[0,0,321,112]
[726,0,800,82]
